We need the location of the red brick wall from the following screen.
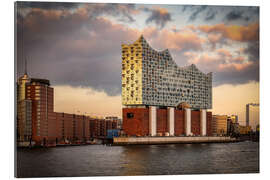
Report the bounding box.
[90,119,98,138]
[98,119,106,137]
[106,121,113,130]
[123,108,149,136]
[156,109,167,135]
[207,112,212,136]
[25,84,55,145]
[63,113,74,141]
[191,111,200,135]
[75,115,84,140]
[48,112,57,142]
[112,120,118,129]
[84,117,90,140]
[175,110,185,136]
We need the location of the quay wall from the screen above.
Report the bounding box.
[113,136,237,145]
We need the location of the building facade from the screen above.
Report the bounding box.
[105,116,122,129]
[122,35,212,108]
[121,35,213,136]
[229,115,238,124]
[24,78,54,145]
[17,74,32,142]
[212,115,228,135]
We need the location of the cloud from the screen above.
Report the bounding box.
[225,9,246,21]
[205,8,217,21]
[244,40,259,62]
[17,2,138,23]
[198,23,259,42]
[224,7,259,22]
[142,27,204,52]
[181,5,217,22]
[216,48,232,58]
[189,6,207,21]
[16,6,140,96]
[83,3,138,23]
[16,1,79,11]
[16,3,259,96]
[144,7,172,29]
[207,33,224,49]
[183,50,259,86]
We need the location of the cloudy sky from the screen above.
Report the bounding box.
[16,1,259,129]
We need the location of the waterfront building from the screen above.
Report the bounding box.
[229,115,238,123]
[227,115,239,135]
[211,115,217,135]
[238,125,252,135]
[121,35,212,136]
[25,78,54,145]
[105,116,122,129]
[212,115,228,135]
[17,73,32,142]
[17,73,119,146]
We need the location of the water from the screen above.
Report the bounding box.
[16,141,259,177]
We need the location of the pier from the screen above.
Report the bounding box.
[113,136,238,145]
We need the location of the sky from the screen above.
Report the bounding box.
[16,2,259,129]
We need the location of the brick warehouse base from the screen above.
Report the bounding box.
[123,107,212,136]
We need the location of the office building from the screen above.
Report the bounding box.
[17,73,32,142]
[212,115,228,135]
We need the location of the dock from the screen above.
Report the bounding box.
[113,136,238,145]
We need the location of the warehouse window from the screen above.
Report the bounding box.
[127,113,134,119]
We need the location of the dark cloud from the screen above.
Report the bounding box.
[182,5,217,22]
[84,3,137,23]
[16,5,140,96]
[213,61,259,86]
[225,10,244,21]
[144,7,172,29]
[17,2,137,23]
[189,6,207,21]
[205,8,217,21]
[182,6,187,12]
[225,7,259,22]
[16,1,79,10]
[244,41,259,62]
[16,2,260,96]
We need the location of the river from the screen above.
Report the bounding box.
[16,141,259,177]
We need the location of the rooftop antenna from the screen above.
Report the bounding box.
[21,10,26,76]
[24,56,28,76]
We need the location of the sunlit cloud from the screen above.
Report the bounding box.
[198,23,259,42]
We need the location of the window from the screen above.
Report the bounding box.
[127,113,134,118]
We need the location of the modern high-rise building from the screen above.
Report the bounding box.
[17,71,54,145]
[122,35,213,136]
[122,35,212,108]
[17,74,32,142]
[25,78,54,145]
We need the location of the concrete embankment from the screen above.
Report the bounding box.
[113,136,238,145]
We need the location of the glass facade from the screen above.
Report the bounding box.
[122,35,212,109]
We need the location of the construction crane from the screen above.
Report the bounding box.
[246,103,259,127]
